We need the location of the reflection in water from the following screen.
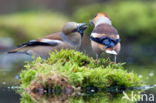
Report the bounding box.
[20,90,133,103]
[1,84,155,103]
[0,53,32,84]
[0,87,20,103]
[19,84,156,103]
[128,85,156,91]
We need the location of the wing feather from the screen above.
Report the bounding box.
[18,40,59,47]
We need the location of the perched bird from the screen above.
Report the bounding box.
[90,13,121,62]
[8,22,88,59]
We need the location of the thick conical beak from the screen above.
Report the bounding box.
[77,23,88,36]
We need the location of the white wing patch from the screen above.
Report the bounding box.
[41,39,63,44]
[91,33,100,37]
[91,33,120,39]
[105,49,117,55]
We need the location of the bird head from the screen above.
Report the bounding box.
[62,22,88,37]
[90,13,111,26]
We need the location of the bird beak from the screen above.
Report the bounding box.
[89,20,94,26]
[77,23,88,36]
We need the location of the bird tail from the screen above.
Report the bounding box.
[8,48,18,53]
[8,47,28,54]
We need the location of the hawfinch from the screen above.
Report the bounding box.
[90,13,121,62]
[8,22,88,59]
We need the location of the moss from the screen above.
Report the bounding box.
[20,49,142,92]
[19,49,143,103]
[20,92,35,103]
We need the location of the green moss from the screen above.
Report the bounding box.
[20,49,142,90]
[20,92,35,103]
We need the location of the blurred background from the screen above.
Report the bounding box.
[0,0,156,103]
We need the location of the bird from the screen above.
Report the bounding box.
[89,13,121,63]
[8,22,88,59]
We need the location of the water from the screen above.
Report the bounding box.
[0,87,20,103]
[0,84,156,103]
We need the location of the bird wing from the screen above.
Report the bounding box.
[92,24,119,39]
[17,40,59,47]
[90,36,120,48]
[39,32,63,41]
[92,24,118,34]
[91,24,121,55]
[8,32,64,53]
[18,32,63,47]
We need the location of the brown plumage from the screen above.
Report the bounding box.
[92,24,118,35]
[90,13,121,62]
[37,32,63,41]
[8,22,87,59]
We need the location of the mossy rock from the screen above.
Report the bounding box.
[20,49,142,94]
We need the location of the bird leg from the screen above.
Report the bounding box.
[96,54,99,59]
[114,55,117,63]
